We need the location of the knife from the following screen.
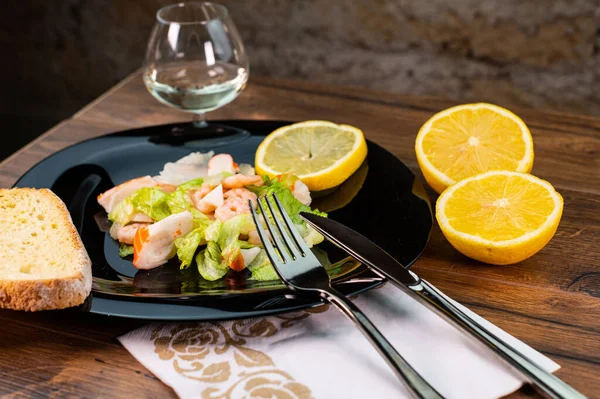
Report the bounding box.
[300,212,587,399]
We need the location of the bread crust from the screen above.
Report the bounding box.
[0,188,92,311]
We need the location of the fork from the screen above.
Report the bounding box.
[249,194,443,399]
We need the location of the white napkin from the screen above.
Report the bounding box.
[119,283,559,399]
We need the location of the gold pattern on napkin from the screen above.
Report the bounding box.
[151,305,329,398]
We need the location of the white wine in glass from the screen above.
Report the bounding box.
[143,2,249,128]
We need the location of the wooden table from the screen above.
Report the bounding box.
[0,71,598,398]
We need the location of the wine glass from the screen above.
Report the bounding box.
[143,2,249,130]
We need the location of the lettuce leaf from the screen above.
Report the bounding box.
[131,188,171,221]
[204,219,222,243]
[196,241,228,281]
[108,187,171,225]
[203,171,233,186]
[169,178,216,270]
[166,188,212,229]
[108,199,136,226]
[247,177,326,224]
[293,222,324,247]
[119,243,134,258]
[175,228,205,269]
[218,214,256,268]
[166,189,193,214]
[197,213,258,270]
[202,214,256,270]
[246,176,326,246]
[177,177,204,192]
[248,250,279,281]
[164,179,213,234]
[248,247,331,281]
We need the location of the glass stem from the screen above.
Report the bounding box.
[193,113,208,128]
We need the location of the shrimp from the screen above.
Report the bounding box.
[247,228,272,246]
[157,182,177,193]
[131,213,154,223]
[214,197,251,221]
[247,230,262,246]
[110,222,149,245]
[194,185,224,214]
[292,179,312,206]
[195,182,215,199]
[208,154,238,176]
[133,211,194,269]
[223,188,257,204]
[97,176,157,214]
[190,183,215,207]
[222,174,263,189]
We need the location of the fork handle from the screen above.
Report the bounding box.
[318,286,443,399]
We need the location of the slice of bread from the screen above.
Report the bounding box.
[0,188,92,311]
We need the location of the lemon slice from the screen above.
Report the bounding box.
[436,171,563,265]
[415,103,534,193]
[255,121,368,191]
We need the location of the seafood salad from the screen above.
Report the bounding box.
[97,152,326,281]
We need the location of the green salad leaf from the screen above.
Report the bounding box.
[205,171,234,186]
[247,177,327,224]
[200,215,257,271]
[196,241,228,281]
[168,178,217,270]
[119,243,134,258]
[293,222,325,247]
[108,199,136,226]
[177,177,204,192]
[218,214,256,269]
[175,228,205,269]
[248,250,279,281]
[247,176,326,247]
[108,187,171,225]
[131,188,171,221]
[165,185,212,229]
[204,219,222,243]
[165,189,193,214]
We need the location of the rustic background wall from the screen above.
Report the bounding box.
[2,0,599,159]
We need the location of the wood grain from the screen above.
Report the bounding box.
[0,71,598,398]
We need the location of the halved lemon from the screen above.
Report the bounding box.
[416,103,534,193]
[255,121,368,191]
[436,171,563,265]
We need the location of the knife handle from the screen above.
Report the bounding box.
[408,277,587,399]
[318,286,443,399]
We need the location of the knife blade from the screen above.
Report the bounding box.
[299,211,587,399]
[300,212,419,287]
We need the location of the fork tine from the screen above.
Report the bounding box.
[265,195,302,259]
[249,200,282,267]
[256,197,291,264]
[272,193,310,256]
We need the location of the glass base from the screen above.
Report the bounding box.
[149,121,251,148]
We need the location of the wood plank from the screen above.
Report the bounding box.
[0,315,173,398]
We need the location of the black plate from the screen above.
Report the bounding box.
[14,120,432,320]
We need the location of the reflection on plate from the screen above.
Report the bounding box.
[312,160,369,212]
